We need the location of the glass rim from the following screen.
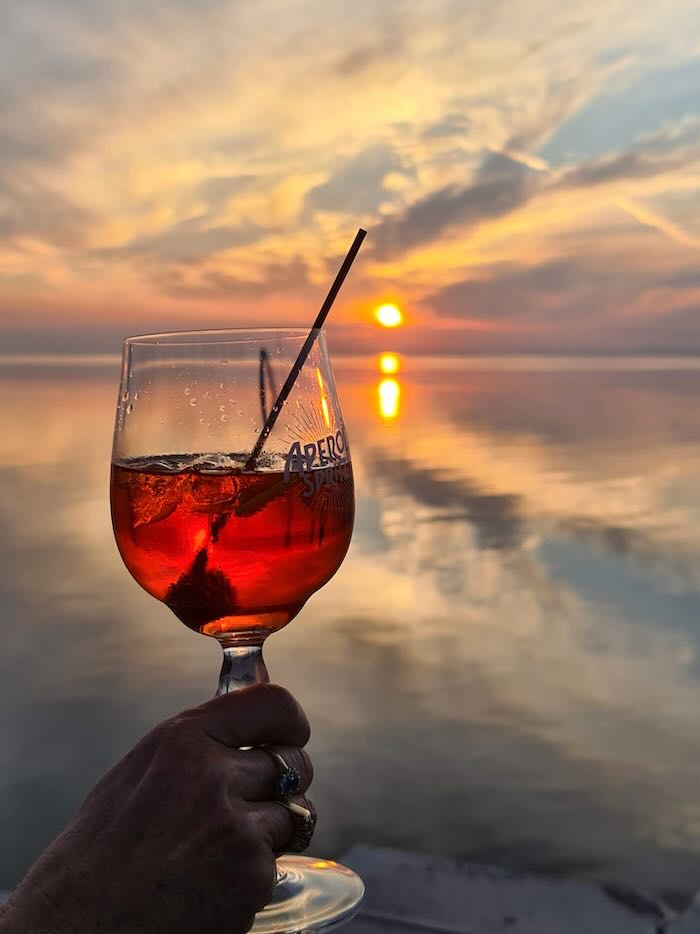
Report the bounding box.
[124,327,322,347]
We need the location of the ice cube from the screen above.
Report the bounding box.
[186,473,241,514]
[131,473,187,527]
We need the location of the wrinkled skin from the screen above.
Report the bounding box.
[0,684,315,934]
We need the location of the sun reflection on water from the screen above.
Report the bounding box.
[379,353,400,374]
[378,376,401,420]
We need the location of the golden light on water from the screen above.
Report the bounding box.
[378,377,401,420]
[379,352,400,374]
[374,304,403,328]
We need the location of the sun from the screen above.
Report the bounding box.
[374,303,403,328]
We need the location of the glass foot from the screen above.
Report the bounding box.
[250,855,364,934]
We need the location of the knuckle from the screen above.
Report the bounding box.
[264,685,310,744]
[152,711,196,744]
[294,747,314,789]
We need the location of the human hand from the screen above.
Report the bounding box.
[0,684,314,934]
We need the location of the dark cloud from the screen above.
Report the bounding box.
[421,114,471,139]
[196,175,258,210]
[334,44,391,77]
[370,117,700,262]
[0,179,94,249]
[555,118,700,189]
[661,269,700,290]
[369,450,524,550]
[98,218,264,264]
[424,246,700,336]
[152,256,311,301]
[426,257,603,321]
[370,151,540,259]
[558,150,681,189]
[323,11,406,78]
[305,143,406,215]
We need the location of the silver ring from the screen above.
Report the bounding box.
[265,750,301,799]
[278,800,315,853]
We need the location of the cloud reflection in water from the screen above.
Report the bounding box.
[3,359,700,900]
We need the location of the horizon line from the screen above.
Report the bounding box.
[5,352,700,372]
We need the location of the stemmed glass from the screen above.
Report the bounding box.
[110,328,363,933]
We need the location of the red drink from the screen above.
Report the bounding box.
[110,455,354,643]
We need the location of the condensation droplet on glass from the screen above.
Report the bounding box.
[229,399,237,406]
[199,417,205,425]
[134,392,140,401]
[184,387,191,396]
[220,414,228,422]
[219,405,226,413]
[237,409,244,416]
[190,398,197,407]
[122,391,129,402]
[219,382,224,390]
[126,404,133,415]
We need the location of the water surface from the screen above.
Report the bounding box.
[2,356,700,899]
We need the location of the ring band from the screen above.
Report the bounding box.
[265,750,301,799]
[278,800,315,853]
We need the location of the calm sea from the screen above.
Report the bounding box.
[2,355,700,900]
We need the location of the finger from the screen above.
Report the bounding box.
[191,684,310,750]
[232,745,314,801]
[250,796,317,856]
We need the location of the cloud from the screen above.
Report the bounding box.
[2,0,700,351]
[419,244,700,354]
[152,255,312,300]
[370,449,524,551]
[371,151,541,258]
[196,175,258,211]
[97,218,264,264]
[0,179,95,249]
[421,114,471,140]
[371,115,700,262]
[426,257,587,321]
[304,143,406,215]
[556,139,698,190]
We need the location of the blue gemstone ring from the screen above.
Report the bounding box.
[267,750,301,799]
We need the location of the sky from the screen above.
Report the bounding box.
[2,0,700,355]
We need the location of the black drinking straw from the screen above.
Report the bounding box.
[244,228,367,470]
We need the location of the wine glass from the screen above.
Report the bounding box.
[110,327,363,933]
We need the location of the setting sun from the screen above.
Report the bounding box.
[374,304,403,328]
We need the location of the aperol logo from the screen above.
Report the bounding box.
[283,429,351,499]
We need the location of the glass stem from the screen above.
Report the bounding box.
[216,645,289,893]
[217,645,270,695]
